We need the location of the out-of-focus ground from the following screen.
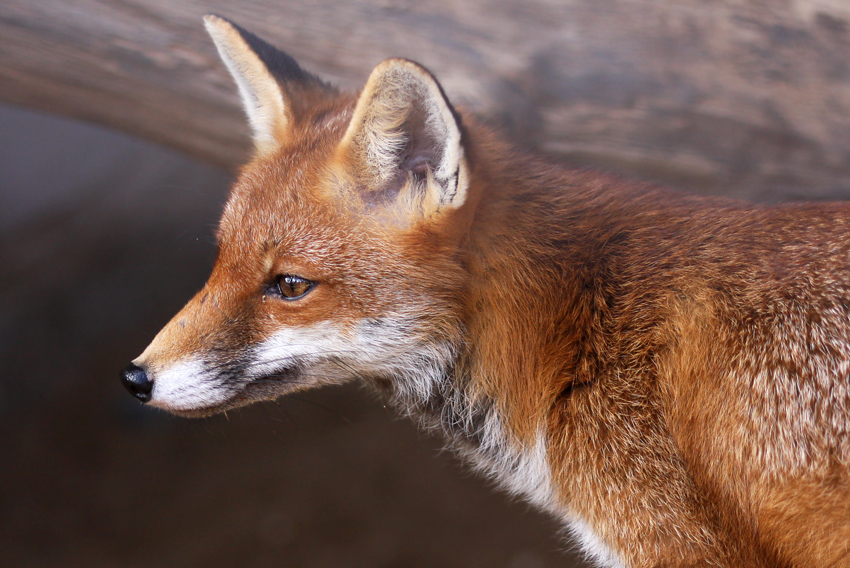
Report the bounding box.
[0,105,583,567]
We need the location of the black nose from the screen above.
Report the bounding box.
[121,363,153,403]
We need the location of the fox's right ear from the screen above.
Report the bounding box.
[204,15,332,156]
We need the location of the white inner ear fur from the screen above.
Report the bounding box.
[342,59,468,211]
[204,15,286,156]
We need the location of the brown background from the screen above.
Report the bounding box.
[2,1,850,566]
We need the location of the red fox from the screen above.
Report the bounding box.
[121,15,850,567]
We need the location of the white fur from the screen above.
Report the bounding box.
[462,413,624,567]
[563,514,627,568]
[253,316,454,395]
[149,313,621,565]
[474,422,626,568]
[148,357,230,411]
[247,322,354,382]
[467,415,555,510]
[345,315,622,566]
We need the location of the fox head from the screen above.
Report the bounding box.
[121,15,474,417]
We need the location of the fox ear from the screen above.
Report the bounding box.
[204,15,330,156]
[339,59,468,216]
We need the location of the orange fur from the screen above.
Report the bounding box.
[123,16,850,567]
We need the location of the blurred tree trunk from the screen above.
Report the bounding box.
[2,0,849,200]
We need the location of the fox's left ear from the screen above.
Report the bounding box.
[204,14,333,156]
[339,59,469,216]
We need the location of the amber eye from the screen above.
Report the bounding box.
[272,274,316,300]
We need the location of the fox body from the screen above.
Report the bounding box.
[122,15,850,567]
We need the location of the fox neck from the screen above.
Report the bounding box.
[461,127,583,443]
[374,126,582,517]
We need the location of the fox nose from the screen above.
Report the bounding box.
[121,363,153,403]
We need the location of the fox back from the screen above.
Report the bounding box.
[121,16,850,568]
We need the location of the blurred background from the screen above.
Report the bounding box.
[2,1,850,567]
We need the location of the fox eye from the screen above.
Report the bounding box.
[271,274,316,300]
